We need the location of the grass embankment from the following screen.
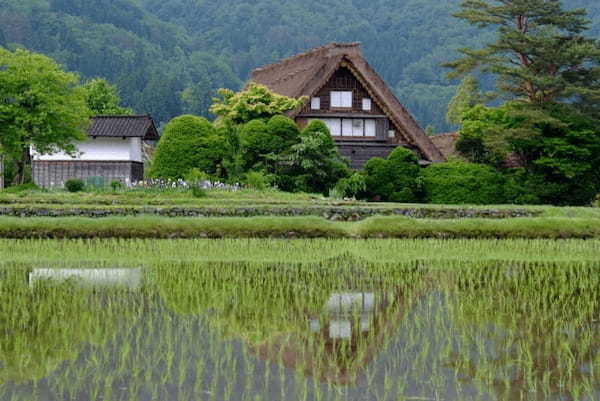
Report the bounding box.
[1,215,600,239]
[4,188,600,219]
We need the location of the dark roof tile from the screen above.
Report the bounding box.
[87,115,159,140]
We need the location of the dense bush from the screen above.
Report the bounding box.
[239,116,301,171]
[65,179,85,193]
[239,120,276,170]
[244,171,270,190]
[277,120,349,194]
[363,147,423,202]
[149,115,226,179]
[422,159,507,205]
[459,103,600,206]
[331,173,367,199]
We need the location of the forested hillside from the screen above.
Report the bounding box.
[2,0,599,131]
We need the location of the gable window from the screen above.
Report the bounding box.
[311,97,321,110]
[362,98,372,111]
[331,91,353,108]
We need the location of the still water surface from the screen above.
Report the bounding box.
[1,262,599,401]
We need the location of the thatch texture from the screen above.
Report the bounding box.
[250,43,445,162]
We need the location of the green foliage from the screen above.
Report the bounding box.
[447,0,600,110]
[210,83,305,125]
[191,186,207,198]
[421,159,506,205]
[149,115,226,179]
[81,78,132,115]
[446,75,493,125]
[239,115,301,171]
[459,103,600,205]
[184,168,211,186]
[278,120,349,195]
[110,180,123,191]
[64,179,85,193]
[1,182,41,194]
[331,173,367,199]
[0,48,90,185]
[239,120,274,170]
[363,147,423,203]
[244,171,270,191]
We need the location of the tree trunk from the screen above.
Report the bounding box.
[14,146,31,186]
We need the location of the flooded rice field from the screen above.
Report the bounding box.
[1,239,600,400]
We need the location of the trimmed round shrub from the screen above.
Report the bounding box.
[149,115,225,179]
[65,179,85,193]
[266,115,300,148]
[422,159,507,205]
[239,119,278,169]
[363,147,422,202]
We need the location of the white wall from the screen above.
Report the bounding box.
[33,137,143,162]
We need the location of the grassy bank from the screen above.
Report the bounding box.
[1,215,600,239]
[1,188,599,219]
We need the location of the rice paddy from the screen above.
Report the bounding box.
[1,238,600,400]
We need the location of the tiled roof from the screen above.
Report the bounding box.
[250,43,445,162]
[87,115,159,140]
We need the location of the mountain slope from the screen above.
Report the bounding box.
[2,0,599,130]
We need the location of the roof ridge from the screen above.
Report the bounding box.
[252,42,361,74]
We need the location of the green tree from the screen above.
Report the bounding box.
[278,120,349,194]
[459,102,600,205]
[446,0,600,108]
[149,115,225,179]
[363,147,423,203]
[210,83,306,124]
[81,78,133,115]
[446,75,492,125]
[239,115,301,172]
[0,48,90,185]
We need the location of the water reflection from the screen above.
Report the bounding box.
[28,268,143,289]
[2,261,600,401]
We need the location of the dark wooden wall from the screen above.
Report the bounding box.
[300,67,385,116]
[336,142,401,170]
[33,161,144,188]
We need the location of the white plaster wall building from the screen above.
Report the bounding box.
[32,115,159,188]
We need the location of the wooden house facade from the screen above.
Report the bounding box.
[250,43,445,168]
[32,115,159,188]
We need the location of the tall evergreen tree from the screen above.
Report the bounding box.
[446,0,600,112]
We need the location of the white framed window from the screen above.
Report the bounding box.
[311,97,321,110]
[324,118,341,136]
[342,119,353,137]
[362,98,372,111]
[365,120,376,137]
[331,91,353,108]
[352,119,364,136]
[388,130,396,138]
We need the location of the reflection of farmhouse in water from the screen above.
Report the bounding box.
[28,268,143,289]
[255,287,413,386]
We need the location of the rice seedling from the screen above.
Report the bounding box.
[0,239,599,400]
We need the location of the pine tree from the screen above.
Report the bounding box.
[446,0,600,113]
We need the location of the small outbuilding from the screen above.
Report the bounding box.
[32,115,159,188]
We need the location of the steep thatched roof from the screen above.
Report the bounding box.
[250,43,445,163]
[430,132,460,159]
[88,115,159,140]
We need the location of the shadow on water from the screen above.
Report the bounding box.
[1,260,600,400]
